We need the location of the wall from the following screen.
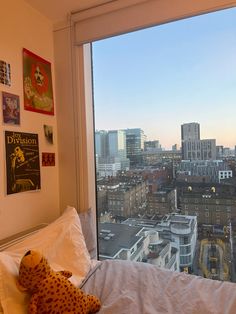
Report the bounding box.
[0,0,60,239]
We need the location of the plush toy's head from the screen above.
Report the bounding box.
[18,250,52,292]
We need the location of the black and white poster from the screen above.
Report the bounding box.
[5,131,41,195]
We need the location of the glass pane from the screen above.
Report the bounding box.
[92,8,236,282]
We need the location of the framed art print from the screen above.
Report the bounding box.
[2,92,20,125]
[42,152,55,166]
[23,48,54,115]
[0,60,11,86]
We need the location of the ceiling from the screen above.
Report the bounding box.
[24,0,114,23]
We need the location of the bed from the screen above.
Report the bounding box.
[0,206,236,314]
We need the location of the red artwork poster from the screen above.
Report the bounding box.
[23,48,54,115]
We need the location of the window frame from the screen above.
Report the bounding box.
[55,0,236,256]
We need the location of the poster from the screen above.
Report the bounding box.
[2,92,20,125]
[5,131,41,195]
[23,48,54,115]
[0,60,11,86]
[42,152,55,166]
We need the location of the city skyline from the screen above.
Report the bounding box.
[95,122,233,152]
[92,8,236,150]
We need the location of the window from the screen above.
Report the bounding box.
[92,7,236,283]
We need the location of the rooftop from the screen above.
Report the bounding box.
[98,222,143,258]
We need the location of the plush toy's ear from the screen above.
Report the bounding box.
[16,279,28,292]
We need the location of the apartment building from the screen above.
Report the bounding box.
[181,123,217,160]
[147,188,177,215]
[177,160,232,183]
[99,222,179,271]
[123,214,197,272]
[179,183,236,226]
[107,180,147,218]
[98,222,146,261]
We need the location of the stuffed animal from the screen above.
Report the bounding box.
[17,250,101,314]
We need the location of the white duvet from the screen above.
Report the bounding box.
[81,259,236,314]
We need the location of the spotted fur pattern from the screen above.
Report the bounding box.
[18,253,101,314]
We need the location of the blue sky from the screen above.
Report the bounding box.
[92,8,236,150]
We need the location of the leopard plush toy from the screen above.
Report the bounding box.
[17,250,101,314]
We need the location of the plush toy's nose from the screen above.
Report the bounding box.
[24,250,31,256]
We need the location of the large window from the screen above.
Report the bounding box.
[92,8,236,281]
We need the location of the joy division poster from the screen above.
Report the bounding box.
[23,48,54,115]
[0,60,11,86]
[5,131,41,195]
[2,92,20,125]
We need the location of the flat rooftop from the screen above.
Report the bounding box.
[98,222,143,258]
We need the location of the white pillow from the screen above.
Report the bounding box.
[0,206,92,314]
[0,252,30,314]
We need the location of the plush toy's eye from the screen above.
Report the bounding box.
[24,250,31,256]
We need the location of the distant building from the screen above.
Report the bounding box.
[144,140,162,151]
[123,213,197,272]
[95,130,130,177]
[125,128,146,167]
[107,179,147,218]
[178,183,236,226]
[98,222,145,261]
[177,160,231,183]
[96,176,147,219]
[223,147,231,157]
[201,139,217,160]
[96,157,121,177]
[216,145,224,159]
[146,230,179,271]
[95,130,108,158]
[181,123,216,160]
[98,222,179,271]
[157,214,197,272]
[142,150,181,166]
[219,170,233,182]
[172,144,178,151]
[147,188,177,215]
[181,122,200,141]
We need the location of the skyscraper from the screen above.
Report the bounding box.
[95,130,130,177]
[108,130,127,160]
[95,130,108,158]
[181,123,216,160]
[181,122,200,142]
[125,128,146,167]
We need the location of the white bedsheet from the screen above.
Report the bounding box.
[81,259,236,314]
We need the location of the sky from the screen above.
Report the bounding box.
[92,8,236,150]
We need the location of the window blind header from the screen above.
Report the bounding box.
[72,0,236,45]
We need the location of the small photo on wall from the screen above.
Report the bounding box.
[44,124,53,144]
[23,48,54,115]
[42,152,55,166]
[0,60,11,86]
[2,92,20,125]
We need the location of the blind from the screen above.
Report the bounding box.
[72,0,236,45]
